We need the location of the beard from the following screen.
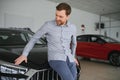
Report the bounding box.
[56,20,65,26]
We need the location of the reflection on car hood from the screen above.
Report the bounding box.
[0,44,49,70]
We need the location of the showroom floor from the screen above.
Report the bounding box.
[78,57,120,80]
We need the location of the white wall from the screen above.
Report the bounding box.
[100,16,120,41]
[70,9,99,35]
[0,0,100,35]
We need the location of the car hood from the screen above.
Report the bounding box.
[0,45,49,70]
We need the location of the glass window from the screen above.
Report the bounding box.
[0,31,26,45]
[26,32,46,44]
[91,36,98,42]
[77,36,88,42]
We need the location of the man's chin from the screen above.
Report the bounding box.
[57,22,64,26]
[56,23,61,26]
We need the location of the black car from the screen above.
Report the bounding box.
[0,28,81,80]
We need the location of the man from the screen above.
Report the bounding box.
[15,2,78,80]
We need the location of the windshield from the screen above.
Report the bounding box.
[0,30,46,45]
[99,35,120,43]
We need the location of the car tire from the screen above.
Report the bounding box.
[109,52,120,66]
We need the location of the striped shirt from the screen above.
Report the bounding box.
[22,20,77,62]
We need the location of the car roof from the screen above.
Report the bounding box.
[0,28,33,33]
[77,34,102,37]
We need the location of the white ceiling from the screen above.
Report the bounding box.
[49,0,120,20]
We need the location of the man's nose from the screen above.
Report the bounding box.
[56,16,60,20]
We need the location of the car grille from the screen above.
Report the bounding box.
[26,69,61,80]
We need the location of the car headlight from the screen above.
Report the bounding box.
[0,64,28,74]
[0,60,28,79]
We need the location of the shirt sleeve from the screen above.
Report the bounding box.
[22,22,49,57]
[71,25,77,57]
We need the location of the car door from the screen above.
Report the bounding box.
[76,35,92,57]
[87,36,108,59]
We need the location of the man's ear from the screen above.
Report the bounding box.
[67,15,70,20]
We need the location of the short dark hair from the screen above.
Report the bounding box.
[56,2,71,16]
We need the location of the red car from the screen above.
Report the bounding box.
[76,34,120,66]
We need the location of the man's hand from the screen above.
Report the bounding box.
[74,58,79,66]
[14,55,27,65]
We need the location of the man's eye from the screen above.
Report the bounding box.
[59,16,63,18]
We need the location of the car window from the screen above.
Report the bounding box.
[0,30,46,45]
[91,36,98,42]
[0,31,26,45]
[20,33,27,42]
[27,33,33,40]
[90,36,104,43]
[27,32,46,45]
[100,36,119,43]
[77,36,88,42]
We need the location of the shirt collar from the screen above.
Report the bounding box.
[66,21,70,27]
